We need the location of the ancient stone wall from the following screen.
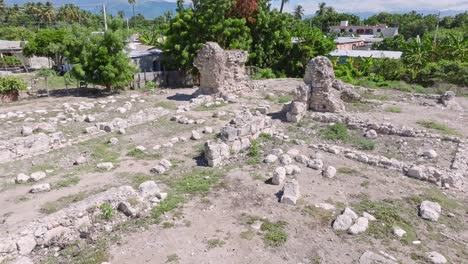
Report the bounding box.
[204,109,273,167]
[194,42,250,96]
[0,182,165,263]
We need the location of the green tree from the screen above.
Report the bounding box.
[66,28,136,91]
[293,5,304,20]
[23,28,68,67]
[279,0,289,13]
[128,0,136,22]
[36,68,56,97]
[164,0,252,72]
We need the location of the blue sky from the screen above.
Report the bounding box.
[270,0,468,13]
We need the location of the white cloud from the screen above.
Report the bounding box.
[272,0,468,14]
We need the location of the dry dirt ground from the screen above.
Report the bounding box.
[0,79,467,264]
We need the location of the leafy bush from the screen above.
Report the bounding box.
[99,203,114,220]
[370,59,406,81]
[319,123,349,141]
[415,60,468,87]
[0,76,28,94]
[0,56,21,67]
[252,68,276,80]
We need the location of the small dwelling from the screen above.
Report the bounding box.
[330,50,403,60]
[329,21,399,38]
[128,42,164,72]
[0,40,49,70]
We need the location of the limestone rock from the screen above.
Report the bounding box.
[364,129,378,139]
[109,138,119,145]
[342,208,358,220]
[150,165,166,174]
[422,149,438,159]
[392,226,406,237]
[425,251,447,264]
[16,173,30,184]
[272,167,286,185]
[359,251,398,264]
[420,201,441,221]
[159,159,172,169]
[139,181,160,197]
[363,212,376,221]
[348,217,369,235]
[308,159,324,170]
[21,126,33,136]
[284,164,301,175]
[191,130,202,140]
[322,166,337,178]
[97,162,114,171]
[16,235,37,255]
[117,202,140,218]
[30,171,46,182]
[264,154,278,164]
[33,122,56,133]
[281,180,300,205]
[30,183,50,193]
[333,214,353,231]
[11,257,34,264]
[279,154,292,165]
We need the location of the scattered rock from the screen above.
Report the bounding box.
[203,127,214,134]
[74,156,87,165]
[342,208,358,220]
[419,201,441,222]
[364,129,378,139]
[117,202,140,218]
[30,171,46,182]
[33,122,56,133]
[84,115,96,122]
[191,130,202,140]
[425,251,447,264]
[30,183,50,193]
[16,235,37,255]
[422,149,438,159]
[21,126,33,136]
[109,138,119,145]
[150,165,166,174]
[348,217,369,235]
[11,257,34,264]
[16,173,30,184]
[96,162,114,171]
[264,154,278,164]
[159,159,172,169]
[279,154,292,165]
[359,251,398,264]
[272,167,286,185]
[392,226,406,238]
[138,181,160,197]
[284,164,301,175]
[333,214,353,231]
[308,159,324,170]
[322,166,337,178]
[295,155,310,164]
[281,180,300,205]
[363,212,376,221]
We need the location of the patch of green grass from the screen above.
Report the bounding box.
[54,176,80,189]
[350,101,374,111]
[246,139,261,165]
[31,164,55,172]
[250,173,264,181]
[57,239,109,264]
[354,78,427,94]
[155,101,178,110]
[266,94,294,104]
[261,220,288,247]
[385,106,402,113]
[337,167,358,174]
[320,123,376,150]
[40,191,89,214]
[258,133,272,142]
[407,189,459,211]
[80,138,120,163]
[302,205,334,226]
[206,238,226,249]
[362,92,389,101]
[127,148,161,160]
[166,254,180,263]
[354,199,416,244]
[173,169,222,194]
[151,194,184,222]
[240,230,256,240]
[352,137,376,150]
[416,120,460,136]
[320,123,349,141]
[99,203,114,220]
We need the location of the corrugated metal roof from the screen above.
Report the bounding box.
[128,49,162,59]
[330,50,403,59]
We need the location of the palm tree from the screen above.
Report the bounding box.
[128,0,136,19]
[279,0,289,13]
[293,5,304,19]
[38,2,56,24]
[58,4,81,22]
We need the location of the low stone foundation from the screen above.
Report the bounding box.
[204,109,273,167]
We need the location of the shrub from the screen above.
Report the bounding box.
[252,68,276,80]
[0,76,27,94]
[261,220,288,247]
[319,123,349,141]
[99,203,114,220]
[0,56,21,67]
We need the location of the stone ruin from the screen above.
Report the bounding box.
[194,42,250,96]
[0,181,166,263]
[204,109,273,167]
[284,56,361,123]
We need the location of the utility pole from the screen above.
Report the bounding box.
[103,4,108,32]
[433,11,441,47]
[126,18,129,31]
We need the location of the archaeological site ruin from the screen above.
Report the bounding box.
[0,42,466,264]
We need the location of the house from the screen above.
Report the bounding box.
[334,36,384,51]
[330,50,403,60]
[329,21,399,38]
[0,40,49,70]
[127,35,164,72]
